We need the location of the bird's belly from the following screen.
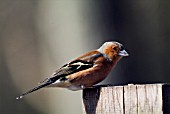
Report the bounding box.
[67,85,83,91]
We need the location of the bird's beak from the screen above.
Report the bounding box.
[118,50,129,56]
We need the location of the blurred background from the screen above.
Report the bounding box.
[0,0,170,114]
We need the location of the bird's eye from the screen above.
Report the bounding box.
[113,47,118,52]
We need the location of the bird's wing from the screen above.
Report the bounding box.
[49,59,94,81]
[49,51,103,81]
[39,60,95,83]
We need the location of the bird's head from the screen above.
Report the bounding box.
[98,41,129,62]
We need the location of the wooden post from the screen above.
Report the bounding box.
[82,84,170,114]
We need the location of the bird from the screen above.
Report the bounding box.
[16,41,128,99]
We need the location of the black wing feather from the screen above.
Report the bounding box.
[51,60,93,81]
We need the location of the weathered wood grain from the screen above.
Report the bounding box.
[136,84,162,114]
[124,84,138,114]
[82,84,168,114]
[82,86,123,114]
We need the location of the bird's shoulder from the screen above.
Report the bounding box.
[75,50,103,62]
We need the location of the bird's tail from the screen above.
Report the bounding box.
[16,79,53,100]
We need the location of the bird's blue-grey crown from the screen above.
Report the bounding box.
[98,41,129,57]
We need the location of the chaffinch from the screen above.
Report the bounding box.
[16,41,128,99]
